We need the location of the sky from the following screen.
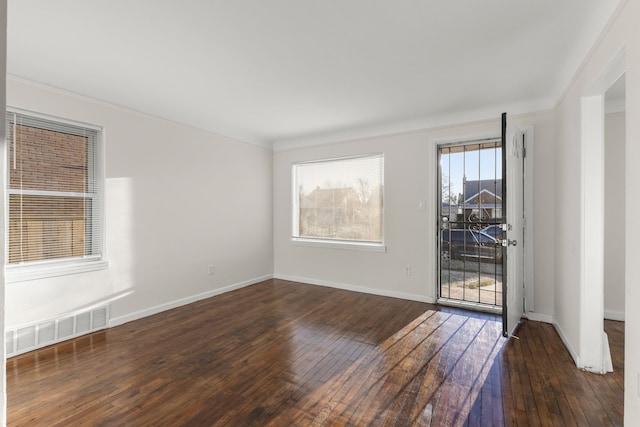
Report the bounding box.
[441,144,502,200]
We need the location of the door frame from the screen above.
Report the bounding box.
[432,126,534,314]
[579,48,625,373]
[521,125,535,314]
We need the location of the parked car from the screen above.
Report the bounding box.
[441,229,502,263]
[481,224,504,241]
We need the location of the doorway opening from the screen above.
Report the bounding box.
[604,73,626,325]
[437,139,503,311]
[579,49,625,373]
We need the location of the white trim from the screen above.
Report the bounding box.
[292,152,383,166]
[522,125,535,313]
[604,310,625,321]
[603,331,613,373]
[109,275,273,327]
[432,134,501,148]
[553,321,580,366]
[7,189,96,199]
[272,100,550,151]
[6,259,109,283]
[7,105,103,132]
[580,94,606,371]
[525,311,553,324]
[290,238,386,252]
[7,76,273,150]
[274,273,436,303]
[578,47,625,373]
[96,123,107,261]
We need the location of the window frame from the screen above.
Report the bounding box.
[291,153,386,252]
[5,107,108,283]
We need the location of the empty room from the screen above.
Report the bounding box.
[0,0,639,425]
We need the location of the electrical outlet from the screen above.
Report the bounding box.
[403,266,412,276]
[208,265,216,276]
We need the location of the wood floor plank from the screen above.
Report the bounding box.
[285,311,454,425]
[6,279,625,426]
[353,314,475,425]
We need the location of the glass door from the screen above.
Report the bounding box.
[438,139,503,310]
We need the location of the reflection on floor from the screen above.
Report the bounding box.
[6,279,624,426]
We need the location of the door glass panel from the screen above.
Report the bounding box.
[438,140,503,308]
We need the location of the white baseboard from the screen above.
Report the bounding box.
[274,274,436,304]
[552,321,579,366]
[552,316,621,373]
[604,310,625,321]
[109,274,273,327]
[525,312,554,324]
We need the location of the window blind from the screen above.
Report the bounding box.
[293,154,384,244]
[6,111,104,266]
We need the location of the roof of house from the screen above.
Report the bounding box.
[463,179,502,200]
[300,187,355,209]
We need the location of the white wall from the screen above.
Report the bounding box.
[1,0,7,424]
[273,112,555,317]
[5,77,274,328]
[604,112,626,320]
[553,0,639,422]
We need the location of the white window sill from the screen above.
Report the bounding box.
[6,259,109,283]
[291,237,386,252]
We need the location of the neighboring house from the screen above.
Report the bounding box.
[462,179,502,221]
[441,202,460,222]
[300,185,383,241]
[299,187,359,238]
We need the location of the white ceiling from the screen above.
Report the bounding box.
[7,1,620,148]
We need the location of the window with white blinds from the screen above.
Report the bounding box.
[5,110,107,281]
[292,154,385,251]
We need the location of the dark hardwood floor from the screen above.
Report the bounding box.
[7,279,624,426]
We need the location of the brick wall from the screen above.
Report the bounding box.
[9,125,87,192]
[8,125,88,263]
